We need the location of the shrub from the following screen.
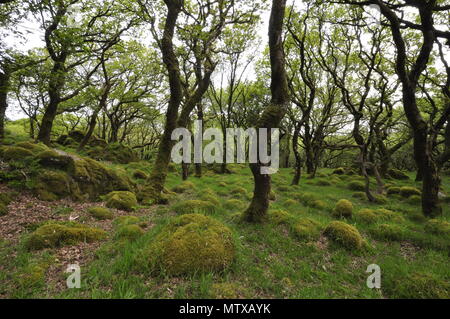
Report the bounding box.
[348,181,365,191]
[384,272,450,299]
[387,169,409,180]
[400,186,421,198]
[25,221,106,250]
[88,206,113,220]
[324,221,364,250]
[171,200,216,215]
[105,191,137,211]
[133,170,148,180]
[332,199,353,218]
[292,218,322,241]
[143,214,235,276]
[116,224,144,241]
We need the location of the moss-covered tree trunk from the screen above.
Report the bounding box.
[0,65,11,141]
[243,0,289,223]
[146,0,184,200]
[291,122,302,185]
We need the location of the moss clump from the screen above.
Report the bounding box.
[114,215,140,227]
[292,218,322,241]
[369,223,404,241]
[384,272,450,299]
[400,186,421,198]
[15,141,48,154]
[332,168,345,175]
[171,181,196,194]
[283,199,298,207]
[309,199,327,209]
[105,191,137,211]
[116,224,144,241]
[352,192,367,200]
[355,208,404,224]
[332,199,353,218]
[324,221,364,250]
[348,181,365,191]
[25,221,107,250]
[373,194,388,204]
[296,192,318,205]
[198,194,220,206]
[133,170,148,180]
[387,169,409,180]
[268,210,293,225]
[316,179,331,186]
[144,214,235,276]
[0,192,13,206]
[277,185,291,192]
[425,219,450,236]
[230,187,248,197]
[223,199,245,210]
[14,264,47,288]
[407,195,421,205]
[88,206,113,220]
[211,283,241,299]
[1,146,34,161]
[386,186,401,195]
[171,200,216,215]
[0,202,7,216]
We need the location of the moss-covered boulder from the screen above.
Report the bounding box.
[105,191,137,211]
[332,199,353,218]
[1,146,34,161]
[171,200,216,215]
[35,170,77,201]
[145,214,235,276]
[400,186,421,198]
[36,150,74,170]
[88,206,113,220]
[324,221,364,250]
[292,218,322,241]
[15,142,48,154]
[348,181,365,191]
[25,221,107,250]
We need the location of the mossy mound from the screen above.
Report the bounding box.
[197,194,220,206]
[316,179,331,186]
[332,199,353,218]
[407,195,421,205]
[101,143,139,164]
[268,210,293,225]
[352,192,367,200]
[223,199,245,210]
[171,181,196,194]
[400,186,421,198]
[372,194,388,204]
[332,168,345,175]
[387,169,409,180]
[292,218,322,241]
[133,170,148,180]
[283,199,298,207]
[114,215,140,227]
[425,219,450,236]
[1,146,34,161]
[296,192,318,206]
[386,186,401,195]
[384,272,450,298]
[105,191,137,211]
[309,199,327,210]
[35,170,77,201]
[324,221,364,250]
[15,141,48,154]
[116,224,144,241]
[348,181,365,191]
[230,187,248,197]
[88,206,113,220]
[354,208,404,224]
[171,200,216,215]
[369,223,404,241]
[277,185,291,192]
[145,214,235,276]
[25,221,107,250]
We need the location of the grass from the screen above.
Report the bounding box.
[0,151,449,298]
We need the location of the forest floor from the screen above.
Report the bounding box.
[0,145,449,299]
